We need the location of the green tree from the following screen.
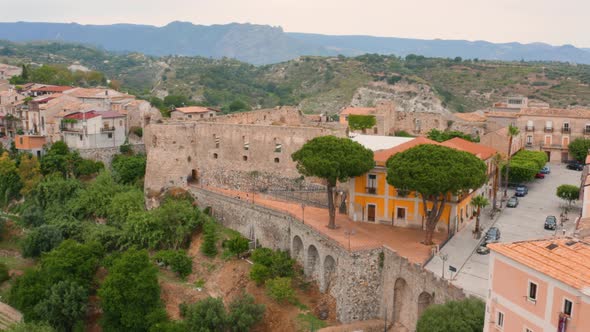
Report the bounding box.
[34,280,88,332]
[74,159,104,177]
[9,269,49,321]
[153,250,193,278]
[40,240,103,287]
[347,115,377,132]
[107,188,145,226]
[568,138,590,162]
[227,293,265,332]
[292,136,375,229]
[0,152,22,206]
[99,249,164,331]
[0,262,9,284]
[503,124,520,197]
[21,225,63,258]
[556,184,580,208]
[70,171,124,219]
[6,322,56,332]
[470,195,489,239]
[416,298,485,332]
[265,277,296,304]
[225,235,250,258]
[30,174,81,209]
[152,198,202,249]
[386,144,487,244]
[17,154,42,196]
[112,154,147,184]
[228,100,251,113]
[41,142,81,178]
[183,297,227,332]
[201,220,218,257]
[122,211,165,249]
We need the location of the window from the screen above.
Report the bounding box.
[563,298,573,316]
[586,124,590,133]
[19,137,23,145]
[108,133,113,139]
[213,153,218,159]
[373,127,378,134]
[214,135,220,148]
[274,157,280,163]
[563,136,569,147]
[188,115,192,118]
[527,136,532,144]
[209,113,213,118]
[563,122,570,129]
[496,311,504,329]
[367,174,377,194]
[200,114,204,118]
[527,281,538,302]
[397,207,406,220]
[545,120,553,129]
[274,143,282,153]
[79,135,83,141]
[244,142,249,151]
[242,156,248,162]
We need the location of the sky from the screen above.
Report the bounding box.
[1,0,589,47]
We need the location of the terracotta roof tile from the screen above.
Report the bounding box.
[441,137,497,160]
[486,111,519,118]
[489,238,590,292]
[174,106,220,114]
[373,137,441,165]
[519,108,590,118]
[454,112,487,122]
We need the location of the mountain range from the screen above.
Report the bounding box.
[1,21,590,65]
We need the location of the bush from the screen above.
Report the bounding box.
[568,138,590,162]
[183,297,227,332]
[0,262,9,283]
[74,159,104,177]
[33,280,88,332]
[9,269,49,321]
[21,225,64,258]
[130,126,143,138]
[6,322,56,332]
[154,250,193,278]
[112,154,147,184]
[227,293,265,332]
[249,264,271,286]
[249,248,295,285]
[21,205,45,227]
[224,235,250,258]
[201,220,218,257]
[416,298,485,332]
[265,277,296,304]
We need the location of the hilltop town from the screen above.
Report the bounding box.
[1,47,590,332]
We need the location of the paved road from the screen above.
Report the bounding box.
[425,164,581,298]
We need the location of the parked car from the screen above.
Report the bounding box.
[540,165,551,174]
[566,160,584,171]
[515,186,528,197]
[535,173,545,179]
[544,216,557,230]
[485,227,501,243]
[506,197,519,207]
[476,243,490,255]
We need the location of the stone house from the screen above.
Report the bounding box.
[480,126,524,158]
[170,106,221,120]
[339,101,395,135]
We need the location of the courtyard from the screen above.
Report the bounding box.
[425,163,581,298]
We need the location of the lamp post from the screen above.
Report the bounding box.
[439,253,448,280]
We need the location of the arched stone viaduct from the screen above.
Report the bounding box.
[190,187,465,330]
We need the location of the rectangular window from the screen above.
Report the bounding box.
[586,124,590,132]
[397,207,406,220]
[108,133,113,139]
[528,282,537,301]
[546,120,553,129]
[563,122,570,129]
[367,174,377,194]
[527,136,532,144]
[564,299,573,316]
[496,311,504,329]
[563,136,569,147]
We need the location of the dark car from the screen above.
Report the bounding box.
[515,186,528,197]
[567,160,584,171]
[535,173,545,179]
[540,166,551,174]
[506,197,519,207]
[485,227,501,243]
[544,216,557,230]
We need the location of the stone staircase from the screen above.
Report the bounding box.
[0,301,22,330]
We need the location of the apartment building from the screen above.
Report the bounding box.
[485,238,590,332]
[57,110,126,149]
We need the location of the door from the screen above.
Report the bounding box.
[545,151,551,162]
[397,207,406,221]
[367,204,376,222]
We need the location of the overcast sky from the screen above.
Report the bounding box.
[2,0,588,47]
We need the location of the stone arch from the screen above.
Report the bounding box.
[322,255,336,292]
[292,235,304,263]
[417,291,433,318]
[306,245,319,278]
[393,278,410,326]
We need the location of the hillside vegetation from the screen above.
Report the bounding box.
[2,41,590,114]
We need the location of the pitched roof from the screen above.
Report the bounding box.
[485,111,519,118]
[441,137,497,160]
[489,238,590,294]
[373,137,440,165]
[519,108,590,119]
[340,107,377,116]
[454,112,487,122]
[30,85,73,93]
[63,110,124,120]
[63,87,128,99]
[174,106,220,114]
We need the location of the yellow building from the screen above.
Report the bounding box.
[349,137,498,234]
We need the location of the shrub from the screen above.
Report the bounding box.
[74,159,104,177]
[21,205,45,227]
[154,250,193,278]
[33,280,88,332]
[21,225,64,258]
[130,126,143,138]
[225,235,250,258]
[348,114,376,131]
[568,138,590,162]
[249,248,295,285]
[5,322,56,332]
[249,264,271,286]
[0,262,9,283]
[266,277,296,304]
[112,154,146,184]
[183,297,227,332]
[201,220,218,257]
[416,298,485,332]
[227,293,265,332]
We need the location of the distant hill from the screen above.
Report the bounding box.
[1,21,590,65]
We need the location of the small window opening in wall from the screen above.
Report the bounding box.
[275,143,282,153]
[79,135,83,141]
[496,311,504,329]
[213,153,218,159]
[244,142,250,150]
[243,155,248,161]
[108,133,113,139]
[274,157,280,163]
[187,156,191,163]
[564,298,573,316]
[528,281,538,302]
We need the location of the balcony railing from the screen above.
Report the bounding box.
[562,127,571,134]
[525,126,534,132]
[100,127,115,132]
[60,126,82,133]
[544,127,554,133]
[365,187,377,194]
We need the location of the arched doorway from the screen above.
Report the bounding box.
[306,245,319,278]
[292,236,304,263]
[417,291,433,318]
[189,169,199,184]
[393,278,409,326]
[322,255,336,292]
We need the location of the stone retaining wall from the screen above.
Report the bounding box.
[77,143,145,166]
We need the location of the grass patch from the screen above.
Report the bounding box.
[296,313,327,331]
[0,256,33,271]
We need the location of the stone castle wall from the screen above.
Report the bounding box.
[77,143,145,166]
[189,186,465,327]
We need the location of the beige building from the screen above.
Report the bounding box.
[518,108,590,162]
[171,106,221,120]
[480,126,524,158]
[339,102,395,135]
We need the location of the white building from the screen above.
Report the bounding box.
[57,110,126,149]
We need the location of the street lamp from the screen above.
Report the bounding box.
[439,253,448,280]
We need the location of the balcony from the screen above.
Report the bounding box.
[365,187,377,195]
[100,126,115,132]
[561,127,571,134]
[60,126,82,133]
[525,126,534,132]
[544,127,554,133]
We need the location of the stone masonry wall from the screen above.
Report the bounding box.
[189,187,465,327]
[77,143,145,166]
